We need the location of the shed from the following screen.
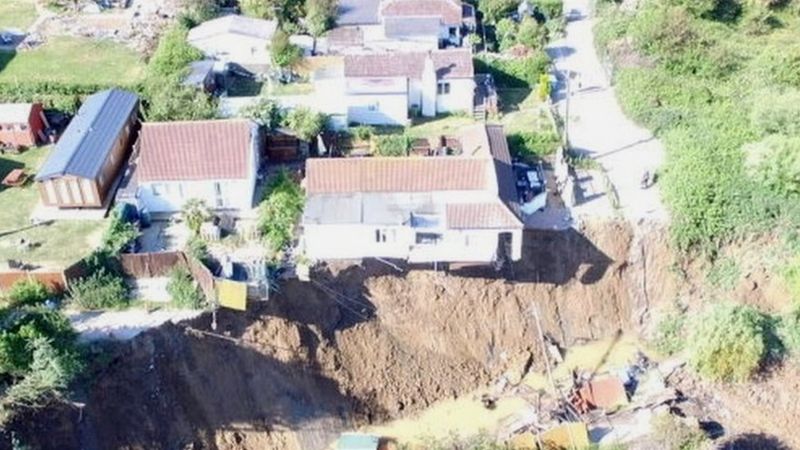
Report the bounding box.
[0,103,48,149]
[182,60,216,93]
[337,433,380,450]
[35,89,139,209]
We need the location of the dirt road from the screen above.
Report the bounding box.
[548,0,667,221]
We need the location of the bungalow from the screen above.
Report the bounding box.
[0,103,48,149]
[128,119,261,214]
[35,89,139,209]
[187,15,278,69]
[301,124,523,264]
[328,0,475,53]
[337,49,475,126]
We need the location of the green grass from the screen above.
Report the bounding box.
[498,88,555,135]
[0,148,105,268]
[0,0,38,30]
[0,37,145,85]
[405,114,477,139]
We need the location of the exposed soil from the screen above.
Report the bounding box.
[1,220,795,449]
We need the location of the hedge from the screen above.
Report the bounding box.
[474,53,550,89]
[0,81,143,113]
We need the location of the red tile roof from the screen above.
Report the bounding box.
[447,202,522,229]
[305,157,488,194]
[343,49,474,79]
[381,0,463,25]
[137,120,253,182]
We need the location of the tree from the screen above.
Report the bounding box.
[240,0,305,24]
[495,18,518,51]
[143,81,218,122]
[147,25,203,78]
[271,29,303,77]
[240,97,284,129]
[305,0,336,53]
[517,16,548,49]
[479,0,518,24]
[101,208,139,254]
[181,199,211,237]
[283,107,327,141]
[688,303,771,382]
[258,170,304,253]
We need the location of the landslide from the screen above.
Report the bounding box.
[3,220,679,450]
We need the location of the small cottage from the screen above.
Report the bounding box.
[129,119,262,214]
[187,15,278,69]
[35,89,139,209]
[0,103,48,149]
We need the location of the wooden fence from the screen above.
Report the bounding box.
[119,251,216,301]
[0,261,85,293]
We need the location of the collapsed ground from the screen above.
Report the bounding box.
[3,221,797,449]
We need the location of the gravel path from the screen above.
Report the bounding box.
[547,0,667,221]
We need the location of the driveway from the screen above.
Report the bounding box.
[547,0,667,221]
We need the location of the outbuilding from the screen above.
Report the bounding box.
[0,103,48,150]
[35,89,139,209]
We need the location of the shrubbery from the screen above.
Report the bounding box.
[283,107,327,142]
[68,271,130,311]
[101,208,139,254]
[507,131,560,160]
[374,134,412,157]
[650,413,709,450]
[258,170,305,254]
[474,53,550,88]
[687,303,771,381]
[5,280,50,308]
[167,267,204,310]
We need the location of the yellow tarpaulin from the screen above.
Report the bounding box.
[217,280,247,311]
[509,422,589,450]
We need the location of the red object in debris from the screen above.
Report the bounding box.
[2,169,28,187]
[578,376,628,410]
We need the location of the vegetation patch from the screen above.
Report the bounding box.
[167,267,204,310]
[258,170,304,255]
[0,0,38,29]
[652,311,686,356]
[67,271,130,311]
[3,280,51,308]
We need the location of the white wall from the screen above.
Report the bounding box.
[190,35,270,66]
[346,93,409,126]
[137,178,255,213]
[436,78,475,114]
[303,224,513,263]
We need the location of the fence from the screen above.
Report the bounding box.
[119,251,216,302]
[0,261,86,293]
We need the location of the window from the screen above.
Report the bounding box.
[367,102,379,111]
[18,124,27,131]
[449,27,457,37]
[437,82,451,95]
[152,183,164,196]
[415,233,442,245]
[375,229,396,243]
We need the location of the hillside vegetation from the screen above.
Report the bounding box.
[595,0,800,255]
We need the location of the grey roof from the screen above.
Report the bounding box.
[383,16,441,38]
[304,192,443,226]
[36,89,138,181]
[188,15,278,42]
[182,60,215,87]
[336,0,381,25]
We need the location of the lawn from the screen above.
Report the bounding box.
[0,37,145,85]
[0,147,105,268]
[406,114,477,139]
[0,0,38,30]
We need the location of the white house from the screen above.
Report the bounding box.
[330,49,475,126]
[301,124,523,264]
[128,119,261,214]
[187,15,278,68]
[328,0,475,53]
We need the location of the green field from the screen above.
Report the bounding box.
[0,148,104,268]
[0,0,38,30]
[0,37,145,85]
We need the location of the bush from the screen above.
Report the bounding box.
[0,307,77,378]
[749,89,800,136]
[778,309,800,357]
[101,208,138,254]
[374,134,412,157]
[518,17,548,49]
[5,280,50,307]
[185,237,210,263]
[744,135,800,197]
[240,97,283,129]
[258,170,304,253]
[650,413,709,450]
[167,267,204,309]
[283,107,327,142]
[495,18,518,51]
[652,312,686,355]
[533,0,564,18]
[350,125,374,142]
[507,131,560,159]
[687,303,771,381]
[147,25,203,78]
[474,53,550,88]
[68,271,130,310]
[479,0,518,23]
[271,29,303,70]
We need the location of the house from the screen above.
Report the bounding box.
[328,0,475,53]
[127,119,261,214]
[35,89,139,209]
[187,15,278,69]
[301,124,523,264]
[0,103,48,149]
[339,49,475,125]
[182,60,216,93]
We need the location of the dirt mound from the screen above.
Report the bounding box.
[3,221,682,450]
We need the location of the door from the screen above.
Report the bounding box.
[214,182,225,208]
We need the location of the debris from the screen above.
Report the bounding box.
[571,375,629,413]
[540,422,590,449]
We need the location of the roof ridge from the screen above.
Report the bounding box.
[143,118,251,127]
[57,89,115,177]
